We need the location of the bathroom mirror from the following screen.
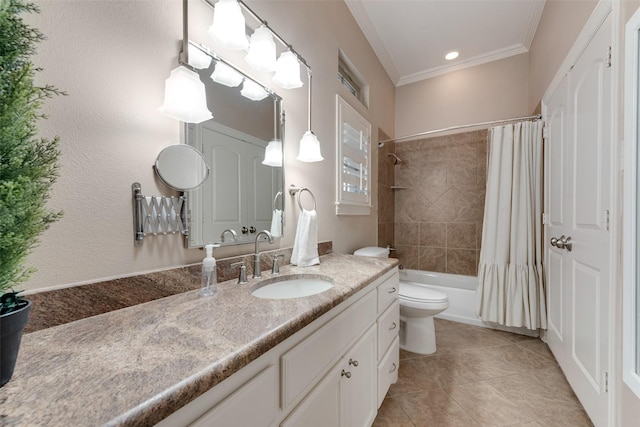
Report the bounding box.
[185,57,284,248]
[154,144,209,190]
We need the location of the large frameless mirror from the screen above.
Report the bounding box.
[185,50,284,248]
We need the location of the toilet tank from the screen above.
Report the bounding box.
[353,247,389,258]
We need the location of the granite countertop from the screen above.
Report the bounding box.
[0,253,398,426]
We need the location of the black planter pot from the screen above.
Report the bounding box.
[1,300,31,387]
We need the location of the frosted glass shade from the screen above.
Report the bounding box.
[158,66,213,124]
[273,51,303,89]
[297,131,324,162]
[262,139,282,167]
[188,45,212,69]
[240,79,269,101]
[245,26,277,73]
[211,62,244,87]
[208,0,249,50]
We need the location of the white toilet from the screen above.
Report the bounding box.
[353,247,449,354]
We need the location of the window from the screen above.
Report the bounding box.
[335,95,371,215]
[338,50,369,108]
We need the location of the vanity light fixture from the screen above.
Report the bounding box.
[263,98,283,167]
[158,0,212,124]
[240,79,269,101]
[273,49,303,89]
[245,25,278,73]
[211,61,244,87]
[297,68,323,162]
[208,0,249,50]
[188,44,212,69]
[445,51,459,60]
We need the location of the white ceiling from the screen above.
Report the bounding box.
[345,0,546,86]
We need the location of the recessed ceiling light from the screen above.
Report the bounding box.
[445,51,459,61]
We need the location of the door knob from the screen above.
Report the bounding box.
[560,235,572,251]
[550,237,559,247]
[341,370,351,378]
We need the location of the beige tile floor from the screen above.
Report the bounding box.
[373,319,593,427]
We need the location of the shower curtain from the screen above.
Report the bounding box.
[476,120,547,330]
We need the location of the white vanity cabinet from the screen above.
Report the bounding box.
[157,268,399,427]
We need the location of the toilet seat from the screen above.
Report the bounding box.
[399,282,449,310]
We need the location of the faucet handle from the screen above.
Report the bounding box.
[272,254,285,274]
[230,261,248,285]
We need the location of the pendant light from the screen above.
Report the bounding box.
[245,25,277,73]
[159,0,213,124]
[297,68,323,162]
[263,98,283,167]
[208,0,249,50]
[188,44,212,69]
[273,49,303,89]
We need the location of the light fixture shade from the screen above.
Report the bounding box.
[208,0,249,50]
[262,139,283,167]
[240,79,269,101]
[158,66,213,123]
[245,26,277,73]
[211,62,244,87]
[297,131,324,162]
[273,51,303,89]
[188,45,212,69]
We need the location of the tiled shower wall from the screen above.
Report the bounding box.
[392,130,488,276]
[377,130,395,250]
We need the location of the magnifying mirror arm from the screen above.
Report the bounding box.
[132,182,188,246]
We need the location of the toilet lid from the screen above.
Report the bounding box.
[399,282,448,303]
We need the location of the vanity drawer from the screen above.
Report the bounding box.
[377,300,399,360]
[191,365,278,427]
[281,290,377,409]
[377,271,399,313]
[377,337,399,408]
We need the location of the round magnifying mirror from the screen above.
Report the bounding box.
[155,145,209,190]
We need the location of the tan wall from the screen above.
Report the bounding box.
[395,54,530,138]
[22,0,395,292]
[528,0,598,112]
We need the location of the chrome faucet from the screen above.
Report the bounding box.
[220,229,238,243]
[253,230,274,278]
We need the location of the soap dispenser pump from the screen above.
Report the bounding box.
[200,243,218,298]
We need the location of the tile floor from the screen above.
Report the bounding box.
[373,319,593,427]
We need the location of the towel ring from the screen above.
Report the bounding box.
[289,185,317,211]
[273,191,282,211]
[297,188,317,211]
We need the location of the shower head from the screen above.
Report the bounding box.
[387,152,402,165]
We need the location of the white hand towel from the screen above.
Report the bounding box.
[270,209,283,237]
[291,209,319,266]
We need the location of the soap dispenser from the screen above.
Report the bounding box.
[200,243,218,298]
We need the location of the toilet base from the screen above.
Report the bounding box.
[399,315,437,355]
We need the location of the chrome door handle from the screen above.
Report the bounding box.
[550,237,559,248]
[560,235,572,251]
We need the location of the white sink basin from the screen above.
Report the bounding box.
[251,276,333,300]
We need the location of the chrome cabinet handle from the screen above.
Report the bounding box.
[387,287,396,294]
[390,363,397,373]
[389,322,397,331]
[349,358,358,367]
[550,237,559,247]
[341,369,351,378]
[241,226,248,234]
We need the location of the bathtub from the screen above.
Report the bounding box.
[399,269,538,337]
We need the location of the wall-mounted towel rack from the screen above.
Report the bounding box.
[289,184,317,211]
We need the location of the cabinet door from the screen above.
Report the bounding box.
[281,365,341,427]
[340,325,377,427]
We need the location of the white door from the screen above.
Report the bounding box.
[544,14,612,427]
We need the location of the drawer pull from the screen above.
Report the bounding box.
[389,322,397,331]
[341,370,351,378]
[387,287,396,294]
[389,363,397,373]
[348,358,359,367]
